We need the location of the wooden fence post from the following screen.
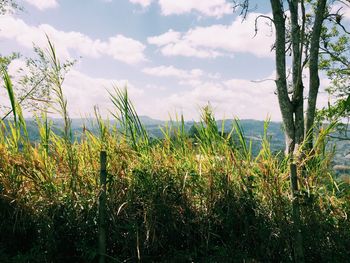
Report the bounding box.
[99,151,107,263]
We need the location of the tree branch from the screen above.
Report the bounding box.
[1,75,47,121]
[254,15,274,37]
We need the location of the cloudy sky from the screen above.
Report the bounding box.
[0,0,347,121]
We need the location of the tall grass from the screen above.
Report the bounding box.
[109,87,149,151]
[0,41,350,262]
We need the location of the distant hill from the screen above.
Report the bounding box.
[3,117,349,170]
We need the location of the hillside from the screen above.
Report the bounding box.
[2,114,350,262]
[12,117,349,170]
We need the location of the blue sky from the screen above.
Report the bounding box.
[1,0,345,121]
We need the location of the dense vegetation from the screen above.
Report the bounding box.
[1,81,350,262]
[16,117,350,168]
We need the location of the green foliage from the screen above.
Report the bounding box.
[2,67,17,125]
[109,87,149,151]
[318,16,350,127]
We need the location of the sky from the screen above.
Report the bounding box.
[0,0,349,121]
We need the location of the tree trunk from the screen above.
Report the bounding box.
[290,162,305,263]
[270,1,305,261]
[270,0,296,153]
[289,0,305,147]
[305,0,327,148]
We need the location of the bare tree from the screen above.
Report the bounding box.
[235,0,335,261]
[271,1,329,261]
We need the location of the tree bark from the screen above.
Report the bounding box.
[290,163,305,263]
[247,0,328,261]
[270,1,305,262]
[305,0,327,148]
[270,0,296,153]
[289,0,305,147]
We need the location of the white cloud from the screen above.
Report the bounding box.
[343,7,350,21]
[140,71,333,121]
[128,0,232,17]
[1,59,333,121]
[3,60,279,121]
[148,29,181,46]
[7,59,28,78]
[142,75,281,120]
[0,15,146,64]
[105,35,146,64]
[24,0,58,10]
[157,0,232,18]
[0,59,144,118]
[63,70,143,117]
[134,70,280,120]
[148,12,275,59]
[143,65,203,79]
[129,0,153,7]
